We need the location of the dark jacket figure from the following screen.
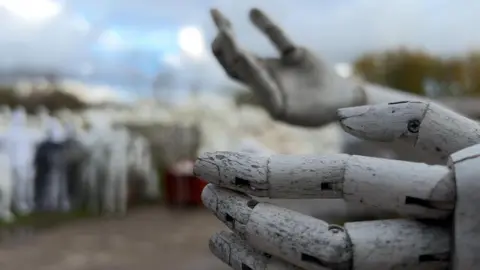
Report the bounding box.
[34,136,90,212]
[34,140,64,211]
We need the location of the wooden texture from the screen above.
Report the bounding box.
[449,144,480,270]
[195,151,455,219]
[345,219,450,270]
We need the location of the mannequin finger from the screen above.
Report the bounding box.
[210,230,302,270]
[234,53,284,117]
[195,152,455,219]
[202,185,352,270]
[249,8,301,62]
[211,33,243,82]
[210,8,232,31]
[338,101,480,161]
[203,185,450,270]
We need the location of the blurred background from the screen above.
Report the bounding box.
[0,0,478,269]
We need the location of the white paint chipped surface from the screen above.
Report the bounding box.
[196,151,455,219]
[345,219,450,270]
[339,101,480,163]
[343,155,453,219]
[449,144,480,270]
[202,185,352,270]
[209,231,302,270]
[247,203,351,270]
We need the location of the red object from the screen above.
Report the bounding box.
[190,177,208,205]
[164,167,207,206]
[164,170,191,206]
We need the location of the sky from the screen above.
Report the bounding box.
[0,0,479,101]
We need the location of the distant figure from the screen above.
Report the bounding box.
[62,123,90,210]
[4,107,36,215]
[0,140,14,222]
[80,124,109,214]
[104,127,130,215]
[81,122,130,215]
[128,135,159,200]
[34,117,68,212]
[0,106,11,123]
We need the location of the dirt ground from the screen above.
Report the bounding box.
[0,206,229,270]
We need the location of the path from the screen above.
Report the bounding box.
[0,206,228,270]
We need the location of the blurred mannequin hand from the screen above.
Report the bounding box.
[210,8,366,127]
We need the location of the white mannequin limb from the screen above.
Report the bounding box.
[209,8,471,128]
[209,231,302,270]
[338,101,480,162]
[196,102,480,270]
[201,144,480,270]
[202,185,450,270]
[448,144,480,269]
[336,99,480,228]
[210,8,364,127]
[209,227,447,270]
[197,152,453,219]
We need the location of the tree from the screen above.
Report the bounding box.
[433,57,467,96]
[354,48,480,98]
[354,48,439,96]
[353,53,385,84]
[465,52,480,96]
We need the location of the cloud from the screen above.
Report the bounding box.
[0,0,478,94]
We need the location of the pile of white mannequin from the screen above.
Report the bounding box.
[117,94,343,157]
[0,105,159,223]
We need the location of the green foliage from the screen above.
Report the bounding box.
[0,210,93,229]
[354,49,438,95]
[354,48,480,97]
[465,52,480,96]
